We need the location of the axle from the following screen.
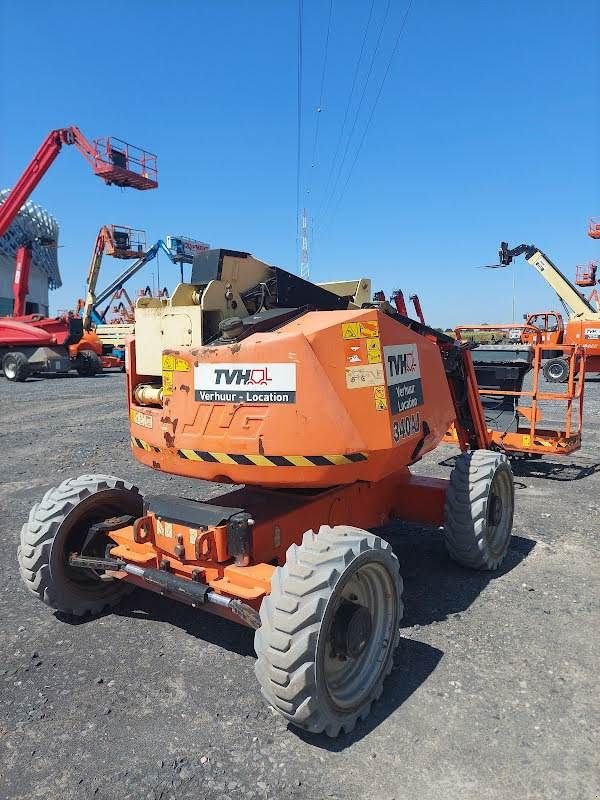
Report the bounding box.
[69,553,261,629]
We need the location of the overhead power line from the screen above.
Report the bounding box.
[296,0,304,272]
[319,0,376,216]
[308,0,334,188]
[323,0,414,231]
[319,0,393,221]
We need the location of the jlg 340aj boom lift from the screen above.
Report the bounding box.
[19,249,513,736]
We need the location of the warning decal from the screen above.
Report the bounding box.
[340,319,385,408]
[343,337,382,366]
[345,364,385,389]
[384,343,424,415]
[130,408,153,429]
[341,320,379,340]
[366,338,382,363]
[373,385,388,411]
[344,339,367,365]
[162,353,190,397]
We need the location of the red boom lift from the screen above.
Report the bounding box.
[0,127,157,381]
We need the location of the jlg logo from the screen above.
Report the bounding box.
[214,367,272,386]
[386,351,418,377]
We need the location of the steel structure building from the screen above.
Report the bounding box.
[0,189,60,316]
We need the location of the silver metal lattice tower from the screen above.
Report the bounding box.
[300,208,309,280]
[0,189,60,287]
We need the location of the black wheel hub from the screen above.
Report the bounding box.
[330,601,372,659]
[487,493,503,526]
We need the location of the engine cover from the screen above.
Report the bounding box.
[127,309,456,488]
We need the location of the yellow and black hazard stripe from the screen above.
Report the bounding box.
[131,435,161,453]
[131,436,367,466]
[175,450,368,467]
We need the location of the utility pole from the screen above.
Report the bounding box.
[300,207,309,280]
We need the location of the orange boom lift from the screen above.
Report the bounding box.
[19,249,513,737]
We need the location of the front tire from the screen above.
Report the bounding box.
[3,351,30,382]
[18,475,142,616]
[543,357,569,383]
[443,450,514,570]
[255,525,402,737]
[75,350,102,377]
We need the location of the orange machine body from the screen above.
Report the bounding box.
[127,309,456,489]
[564,318,600,371]
[69,329,103,358]
[522,312,600,371]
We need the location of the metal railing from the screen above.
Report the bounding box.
[93,137,158,187]
[453,325,585,455]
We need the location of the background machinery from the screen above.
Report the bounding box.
[81,234,209,366]
[575,261,599,312]
[19,248,515,737]
[0,126,157,381]
[373,289,425,323]
[491,242,600,383]
[448,323,585,458]
[74,224,148,371]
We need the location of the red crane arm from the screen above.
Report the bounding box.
[0,128,79,239]
[0,126,156,241]
[410,294,425,325]
[391,289,408,317]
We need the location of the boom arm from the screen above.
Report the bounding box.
[82,226,114,330]
[0,127,110,240]
[0,126,157,241]
[1,129,75,238]
[92,240,173,312]
[499,242,599,319]
[409,294,425,324]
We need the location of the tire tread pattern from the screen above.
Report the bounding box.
[18,474,141,616]
[443,450,513,570]
[254,525,402,737]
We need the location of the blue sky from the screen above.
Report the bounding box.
[1,0,598,326]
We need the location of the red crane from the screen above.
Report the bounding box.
[0,126,158,381]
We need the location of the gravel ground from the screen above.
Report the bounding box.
[0,372,599,800]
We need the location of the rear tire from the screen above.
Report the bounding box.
[75,350,102,377]
[254,525,402,737]
[18,475,142,616]
[2,351,30,382]
[542,357,569,383]
[443,450,514,570]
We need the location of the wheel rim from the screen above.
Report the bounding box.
[485,467,513,557]
[548,362,566,380]
[51,490,140,591]
[321,558,397,712]
[5,361,16,379]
